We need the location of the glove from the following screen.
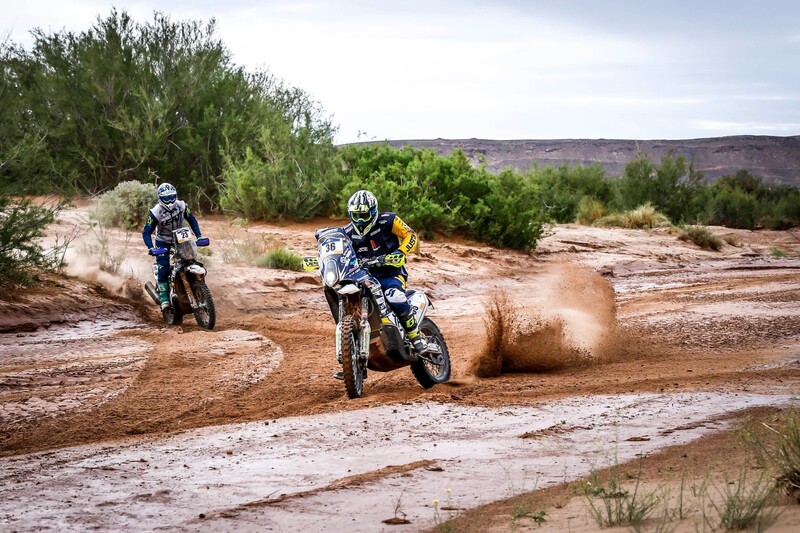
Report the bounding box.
[148,247,168,256]
[384,250,406,267]
[196,237,210,247]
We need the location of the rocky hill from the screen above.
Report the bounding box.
[379,135,800,186]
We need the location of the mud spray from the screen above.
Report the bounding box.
[470,262,647,377]
[63,246,145,300]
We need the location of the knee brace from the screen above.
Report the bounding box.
[384,287,411,317]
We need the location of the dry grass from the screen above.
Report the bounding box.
[593,203,671,229]
[575,196,606,226]
[427,408,800,533]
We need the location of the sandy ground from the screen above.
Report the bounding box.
[1,204,800,531]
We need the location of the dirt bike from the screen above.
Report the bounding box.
[144,228,216,330]
[303,227,451,399]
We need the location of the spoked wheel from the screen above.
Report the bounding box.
[340,315,365,399]
[410,318,451,389]
[192,280,216,330]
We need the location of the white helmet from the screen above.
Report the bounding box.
[347,190,378,235]
[157,183,177,209]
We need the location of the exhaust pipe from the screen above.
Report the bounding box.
[144,281,160,306]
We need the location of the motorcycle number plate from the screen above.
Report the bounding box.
[319,238,344,258]
[174,228,192,244]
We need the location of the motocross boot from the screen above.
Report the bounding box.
[157,282,170,310]
[403,314,441,356]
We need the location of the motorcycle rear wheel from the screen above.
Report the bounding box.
[341,315,365,399]
[410,318,451,389]
[192,280,216,330]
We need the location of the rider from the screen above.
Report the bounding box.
[343,189,439,357]
[142,183,204,310]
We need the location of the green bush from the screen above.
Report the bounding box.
[338,144,546,249]
[220,93,341,221]
[594,203,671,229]
[532,164,613,223]
[0,196,63,294]
[613,150,705,223]
[92,180,157,229]
[255,246,302,271]
[0,10,339,211]
[678,225,724,251]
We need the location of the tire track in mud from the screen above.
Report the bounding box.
[1,303,283,455]
[4,223,800,461]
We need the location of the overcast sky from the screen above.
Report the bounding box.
[2,0,799,144]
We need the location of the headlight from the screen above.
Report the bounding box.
[324,269,339,287]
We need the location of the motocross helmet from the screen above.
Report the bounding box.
[347,190,378,235]
[157,183,177,209]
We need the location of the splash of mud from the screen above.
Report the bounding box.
[63,249,143,299]
[470,263,647,377]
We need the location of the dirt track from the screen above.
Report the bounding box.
[1,207,800,531]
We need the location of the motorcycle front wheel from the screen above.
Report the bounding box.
[340,315,365,399]
[192,280,216,330]
[410,318,451,389]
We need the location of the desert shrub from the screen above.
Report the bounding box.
[705,185,759,229]
[723,233,743,247]
[339,144,546,249]
[463,169,547,249]
[530,164,613,223]
[770,247,787,258]
[0,196,63,293]
[581,461,661,528]
[613,150,705,223]
[219,89,341,220]
[707,467,780,531]
[678,225,724,251]
[767,411,800,498]
[255,246,302,271]
[92,180,157,230]
[0,10,340,211]
[593,203,671,229]
[575,196,606,225]
[740,409,800,503]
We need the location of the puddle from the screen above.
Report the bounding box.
[0,391,794,532]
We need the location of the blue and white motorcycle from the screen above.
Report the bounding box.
[303,227,450,399]
[144,228,216,330]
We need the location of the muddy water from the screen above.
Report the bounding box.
[0,318,151,424]
[1,392,795,532]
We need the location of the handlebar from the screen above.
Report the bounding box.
[359,256,385,269]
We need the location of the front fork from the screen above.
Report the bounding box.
[335,299,345,364]
[334,297,371,365]
[359,297,371,362]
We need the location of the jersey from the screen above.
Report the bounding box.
[142,200,201,248]
[343,212,418,278]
